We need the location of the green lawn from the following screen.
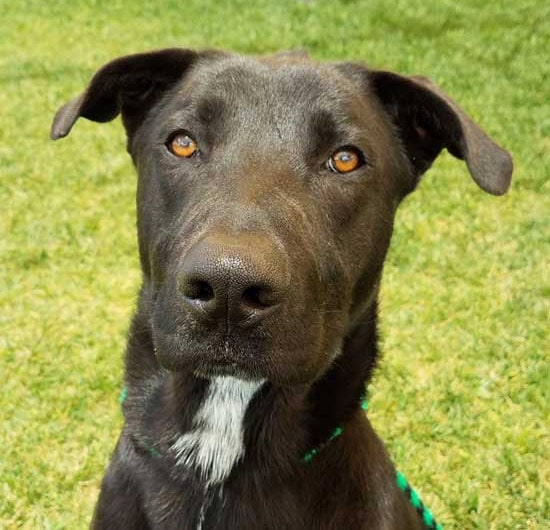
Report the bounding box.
[1,0,548,528]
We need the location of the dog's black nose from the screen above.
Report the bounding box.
[179,233,289,328]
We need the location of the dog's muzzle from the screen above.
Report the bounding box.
[178,232,290,329]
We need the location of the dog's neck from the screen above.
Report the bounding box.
[306,301,379,449]
[241,299,379,475]
[126,296,379,486]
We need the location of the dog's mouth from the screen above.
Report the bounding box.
[150,313,331,386]
[149,271,341,385]
[192,359,258,380]
[152,324,273,377]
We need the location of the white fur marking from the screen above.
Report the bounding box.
[172,376,264,485]
[196,499,207,530]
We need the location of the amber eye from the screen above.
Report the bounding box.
[327,148,364,174]
[168,133,198,158]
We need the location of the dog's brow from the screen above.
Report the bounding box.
[308,110,345,157]
[196,96,226,126]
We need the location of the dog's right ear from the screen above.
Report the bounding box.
[368,71,513,195]
[50,48,202,140]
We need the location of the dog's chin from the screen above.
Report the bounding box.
[152,330,326,386]
[192,362,261,381]
[152,330,266,376]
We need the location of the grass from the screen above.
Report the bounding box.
[0,0,548,528]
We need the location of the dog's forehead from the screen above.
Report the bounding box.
[178,54,360,121]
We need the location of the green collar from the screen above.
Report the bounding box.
[120,387,442,529]
[299,393,442,530]
[301,394,369,463]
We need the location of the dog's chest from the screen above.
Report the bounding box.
[171,375,264,486]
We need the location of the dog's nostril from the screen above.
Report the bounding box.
[184,280,215,302]
[242,286,275,310]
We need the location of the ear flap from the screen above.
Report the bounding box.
[369,71,512,195]
[50,48,200,140]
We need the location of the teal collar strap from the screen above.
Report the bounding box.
[120,387,442,529]
[300,393,442,530]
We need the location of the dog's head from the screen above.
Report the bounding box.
[51,49,512,385]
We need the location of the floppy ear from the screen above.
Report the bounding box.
[50,48,201,140]
[369,71,512,195]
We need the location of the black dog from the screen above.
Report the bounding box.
[51,48,512,529]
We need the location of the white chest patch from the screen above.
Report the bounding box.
[171,376,265,486]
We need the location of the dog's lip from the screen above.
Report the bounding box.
[194,362,247,378]
[153,330,262,372]
[192,356,263,380]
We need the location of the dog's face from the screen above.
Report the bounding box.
[51,49,512,386]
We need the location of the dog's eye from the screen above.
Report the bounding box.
[327,148,364,174]
[168,133,198,158]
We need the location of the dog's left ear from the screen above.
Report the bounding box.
[369,71,512,195]
[50,48,204,141]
